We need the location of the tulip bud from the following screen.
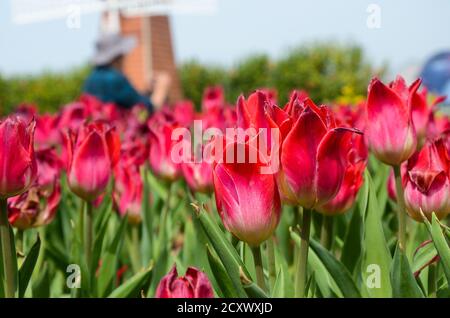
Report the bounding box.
[155,265,214,298]
[0,116,37,199]
[404,139,450,221]
[148,112,181,181]
[66,121,120,202]
[366,76,419,165]
[213,140,281,247]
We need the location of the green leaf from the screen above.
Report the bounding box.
[412,241,438,275]
[391,245,424,298]
[240,268,269,298]
[192,203,248,298]
[96,215,128,297]
[206,244,237,298]
[309,239,361,298]
[108,267,153,298]
[271,269,284,298]
[18,236,41,298]
[361,171,392,297]
[422,213,450,286]
[91,207,112,281]
[32,262,50,298]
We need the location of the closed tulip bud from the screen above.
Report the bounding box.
[182,160,213,193]
[273,98,362,208]
[316,134,367,215]
[156,265,214,298]
[404,139,450,221]
[213,140,281,247]
[66,121,120,202]
[114,159,143,225]
[148,112,181,181]
[0,116,37,199]
[366,76,420,166]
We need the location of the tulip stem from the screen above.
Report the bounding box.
[85,202,93,267]
[393,165,407,250]
[267,237,276,291]
[129,225,141,273]
[295,207,311,298]
[320,216,333,250]
[0,198,16,298]
[251,245,267,292]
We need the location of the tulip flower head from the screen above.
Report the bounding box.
[66,121,120,202]
[155,265,214,298]
[365,76,420,166]
[0,116,37,199]
[404,139,450,221]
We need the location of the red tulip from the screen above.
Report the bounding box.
[202,86,225,112]
[114,159,143,225]
[182,143,213,193]
[365,76,420,165]
[213,139,281,246]
[0,116,37,199]
[66,121,120,202]
[316,134,367,215]
[173,101,195,127]
[148,112,181,181]
[7,147,62,229]
[270,97,361,208]
[404,139,450,221]
[155,265,214,298]
[35,113,61,147]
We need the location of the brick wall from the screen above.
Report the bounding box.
[120,15,182,103]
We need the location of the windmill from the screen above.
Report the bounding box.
[11,0,218,102]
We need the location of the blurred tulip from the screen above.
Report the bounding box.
[156,265,214,298]
[365,76,420,166]
[271,98,361,208]
[114,159,143,225]
[213,140,280,246]
[202,86,225,112]
[173,100,195,127]
[35,113,61,147]
[404,139,450,221]
[0,116,37,199]
[182,149,214,193]
[66,121,120,202]
[148,112,181,180]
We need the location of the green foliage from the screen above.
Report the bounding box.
[179,43,383,108]
[0,66,89,116]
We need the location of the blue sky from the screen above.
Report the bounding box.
[1,0,449,75]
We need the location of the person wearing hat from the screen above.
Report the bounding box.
[83,33,170,112]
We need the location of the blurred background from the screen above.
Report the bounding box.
[1,0,449,114]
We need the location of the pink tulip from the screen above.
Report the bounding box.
[316,134,367,215]
[148,112,181,181]
[182,151,214,193]
[213,139,281,246]
[114,159,143,225]
[0,116,37,199]
[173,101,195,127]
[365,76,420,165]
[269,97,361,208]
[404,139,450,221]
[202,86,225,113]
[156,265,214,298]
[7,147,62,229]
[66,121,120,202]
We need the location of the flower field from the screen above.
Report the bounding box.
[0,77,449,298]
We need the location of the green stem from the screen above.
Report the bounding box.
[295,207,312,298]
[79,201,85,249]
[158,182,175,257]
[393,165,407,250]
[129,225,141,273]
[0,198,16,298]
[320,215,333,250]
[251,245,267,292]
[85,202,93,267]
[267,237,276,291]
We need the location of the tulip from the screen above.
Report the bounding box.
[173,100,195,127]
[202,86,225,113]
[316,134,367,215]
[148,112,181,181]
[35,113,61,147]
[404,139,450,222]
[0,116,38,199]
[66,121,120,202]
[274,98,361,208]
[213,140,281,247]
[156,265,214,298]
[182,159,213,193]
[114,159,143,225]
[365,76,420,166]
[0,116,37,298]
